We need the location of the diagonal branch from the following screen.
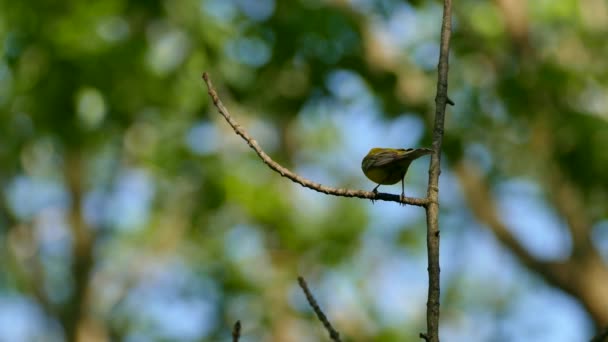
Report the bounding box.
[232,320,241,342]
[455,160,608,327]
[201,73,429,207]
[298,276,342,342]
[454,161,568,284]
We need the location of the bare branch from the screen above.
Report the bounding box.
[423,0,453,340]
[454,162,571,288]
[297,276,341,342]
[201,73,429,207]
[454,161,562,272]
[455,160,608,326]
[232,320,241,342]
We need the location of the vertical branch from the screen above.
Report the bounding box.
[63,151,95,342]
[424,0,452,341]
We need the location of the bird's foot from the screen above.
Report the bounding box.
[371,188,379,204]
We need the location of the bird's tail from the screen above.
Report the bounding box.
[399,148,434,160]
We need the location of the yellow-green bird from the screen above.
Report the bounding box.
[361,147,433,199]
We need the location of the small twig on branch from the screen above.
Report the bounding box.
[232,320,241,342]
[297,276,342,342]
[201,72,428,207]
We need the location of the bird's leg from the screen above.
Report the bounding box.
[400,178,406,206]
[371,184,380,204]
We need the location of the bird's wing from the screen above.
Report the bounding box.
[370,150,402,167]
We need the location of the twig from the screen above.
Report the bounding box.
[297,276,342,342]
[201,73,429,207]
[232,320,241,342]
[424,0,453,341]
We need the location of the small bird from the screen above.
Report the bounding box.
[361,147,433,200]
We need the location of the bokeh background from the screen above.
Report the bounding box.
[1,0,607,341]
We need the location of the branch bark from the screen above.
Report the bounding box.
[423,0,453,340]
[298,276,341,342]
[201,73,429,207]
[232,320,241,342]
